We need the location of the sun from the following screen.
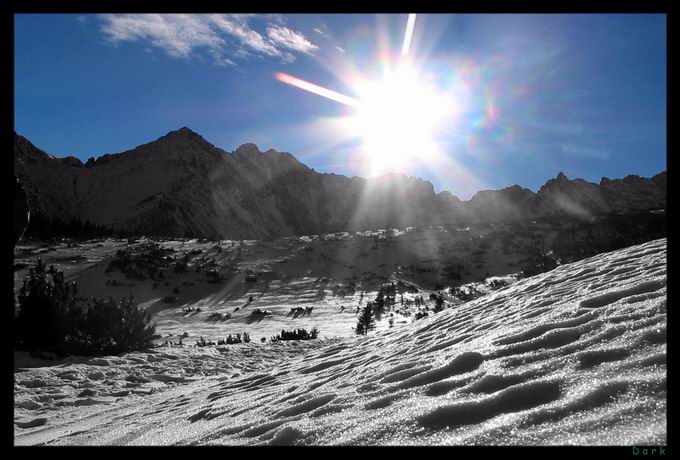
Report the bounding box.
[275,14,464,178]
[347,65,456,176]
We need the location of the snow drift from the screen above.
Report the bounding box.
[14,239,666,445]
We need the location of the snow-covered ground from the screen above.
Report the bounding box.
[14,227,529,343]
[14,238,666,445]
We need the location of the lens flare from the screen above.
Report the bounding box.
[401,14,417,57]
[347,66,456,175]
[274,13,507,198]
[276,14,467,177]
[275,72,359,108]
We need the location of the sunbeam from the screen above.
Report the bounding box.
[401,13,417,57]
[275,72,359,108]
[276,14,469,179]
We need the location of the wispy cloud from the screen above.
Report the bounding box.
[266,25,318,54]
[99,14,222,58]
[98,14,318,65]
[264,14,287,25]
[207,14,280,57]
[211,51,237,67]
[561,143,610,160]
[335,46,346,53]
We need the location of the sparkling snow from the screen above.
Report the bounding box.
[14,238,666,445]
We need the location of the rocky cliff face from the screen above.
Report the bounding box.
[535,172,611,218]
[14,128,666,239]
[466,185,538,223]
[599,172,667,213]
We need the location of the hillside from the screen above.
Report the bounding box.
[14,128,666,240]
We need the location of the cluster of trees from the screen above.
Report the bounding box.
[449,285,485,301]
[270,328,319,342]
[414,310,429,320]
[106,242,176,281]
[431,293,445,312]
[24,213,127,241]
[355,282,451,335]
[194,333,250,346]
[15,259,157,356]
[518,253,560,278]
[220,333,250,345]
[487,279,508,289]
[493,211,665,276]
[549,211,666,264]
[207,312,231,322]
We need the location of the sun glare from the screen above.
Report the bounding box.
[276,14,469,179]
[347,66,455,175]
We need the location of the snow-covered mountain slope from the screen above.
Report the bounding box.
[14,239,666,445]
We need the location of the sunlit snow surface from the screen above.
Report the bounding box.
[14,239,666,445]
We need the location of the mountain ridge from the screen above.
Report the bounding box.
[14,128,666,239]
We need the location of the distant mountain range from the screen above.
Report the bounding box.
[14,127,666,240]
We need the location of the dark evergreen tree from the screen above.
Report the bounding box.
[355,301,376,335]
[15,259,157,356]
[269,327,319,342]
[375,291,386,311]
[80,294,157,355]
[433,294,445,312]
[15,259,80,355]
[14,177,29,247]
[24,212,124,241]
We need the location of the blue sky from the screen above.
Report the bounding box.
[15,14,666,199]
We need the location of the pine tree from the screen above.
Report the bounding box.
[375,291,385,311]
[355,301,376,335]
[16,259,80,355]
[433,294,445,312]
[16,259,157,356]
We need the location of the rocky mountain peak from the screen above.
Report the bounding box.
[175,126,196,135]
[155,126,214,147]
[161,126,200,139]
[13,128,667,240]
[59,156,84,168]
[234,143,261,155]
[14,133,53,165]
[435,190,462,203]
[78,127,226,169]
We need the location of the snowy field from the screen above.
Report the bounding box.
[13,226,532,343]
[13,238,666,445]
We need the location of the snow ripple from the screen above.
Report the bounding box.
[14,239,666,445]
